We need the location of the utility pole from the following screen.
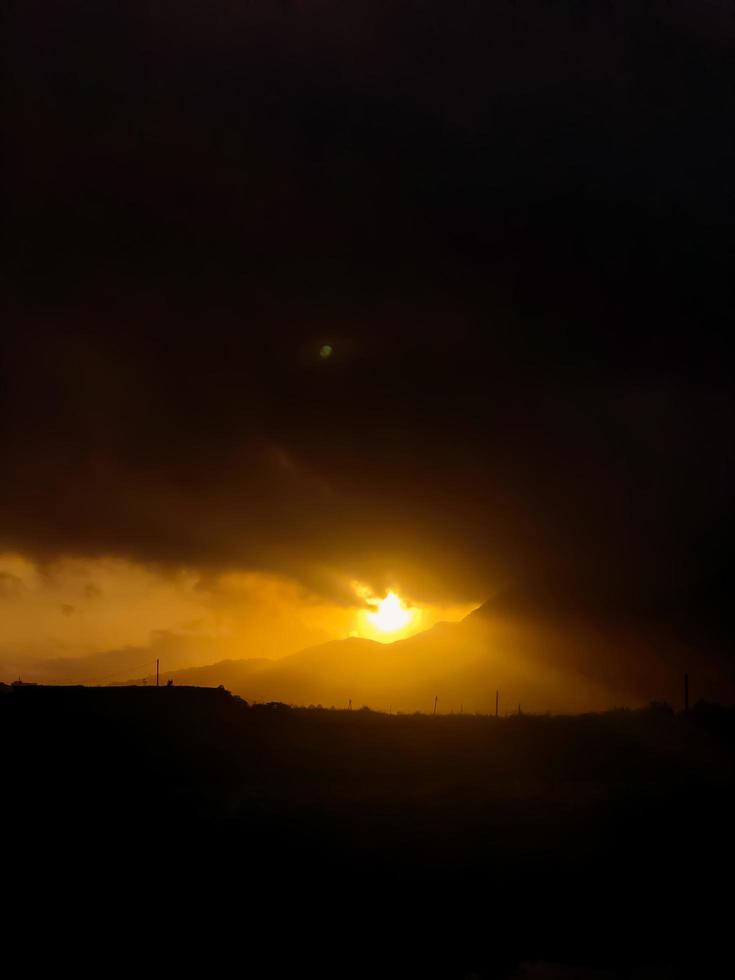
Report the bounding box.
[156,659,160,688]
[684,673,689,714]
[433,695,438,716]
[495,690,499,718]
[348,698,352,711]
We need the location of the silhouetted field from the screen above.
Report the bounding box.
[4,685,734,978]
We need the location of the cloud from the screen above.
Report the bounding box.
[0,572,25,599]
[0,552,476,682]
[3,0,734,683]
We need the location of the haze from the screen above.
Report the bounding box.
[3,1,734,711]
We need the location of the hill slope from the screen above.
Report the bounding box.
[125,612,636,712]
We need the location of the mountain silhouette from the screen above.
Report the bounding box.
[123,605,682,713]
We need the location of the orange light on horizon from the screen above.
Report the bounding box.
[367,591,414,633]
[349,583,424,642]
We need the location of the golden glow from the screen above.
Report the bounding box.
[349,583,431,642]
[367,591,413,633]
[0,553,479,687]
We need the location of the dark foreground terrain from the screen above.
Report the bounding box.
[4,684,735,978]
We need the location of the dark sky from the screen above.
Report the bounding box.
[3,3,734,670]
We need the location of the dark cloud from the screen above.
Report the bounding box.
[3,3,734,669]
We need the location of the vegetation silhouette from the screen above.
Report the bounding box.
[4,684,734,978]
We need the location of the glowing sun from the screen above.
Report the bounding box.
[367,591,413,633]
